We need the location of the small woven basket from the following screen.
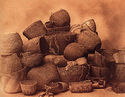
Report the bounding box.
[20,80,37,95]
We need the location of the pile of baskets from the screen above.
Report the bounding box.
[0,9,124,96]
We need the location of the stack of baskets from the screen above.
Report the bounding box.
[0,32,26,93]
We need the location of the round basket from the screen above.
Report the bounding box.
[0,32,23,55]
[20,80,37,95]
[77,24,101,52]
[49,9,70,27]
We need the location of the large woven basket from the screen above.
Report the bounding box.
[57,65,89,82]
[27,63,60,90]
[0,32,23,55]
[77,24,101,52]
[1,66,27,94]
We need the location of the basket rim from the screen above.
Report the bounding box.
[20,80,37,86]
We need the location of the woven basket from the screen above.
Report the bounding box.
[2,66,27,94]
[44,32,77,55]
[112,82,125,93]
[57,65,89,82]
[27,63,60,90]
[23,36,49,55]
[64,43,88,61]
[23,20,47,39]
[20,80,37,95]
[69,80,93,93]
[82,19,97,33]
[50,9,70,27]
[20,52,43,68]
[46,25,70,35]
[114,63,125,82]
[45,82,68,94]
[77,24,101,52]
[90,66,109,79]
[0,32,23,55]
[113,49,125,63]
[0,53,23,74]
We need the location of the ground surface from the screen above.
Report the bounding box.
[0,87,125,97]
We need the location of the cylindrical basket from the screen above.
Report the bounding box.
[0,32,23,55]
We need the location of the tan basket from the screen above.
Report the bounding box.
[20,80,37,95]
[82,19,96,33]
[1,66,27,94]
[0,53,23,74]
[0,32,23,55]
[23,20,47,39]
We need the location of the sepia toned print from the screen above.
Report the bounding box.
[0,0,125,97]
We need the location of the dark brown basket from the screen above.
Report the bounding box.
[114,63,125,82]
[64,42,88,61]
[77,24,101,52]
[23,36,49,55]
[23,20,47,39]
[90,66,109,79]
[44,32,77,55]
[49,9,70,27]
[27,63,60,90]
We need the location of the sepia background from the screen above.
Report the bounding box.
[0,0,125,49]
[0,0,125,97]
